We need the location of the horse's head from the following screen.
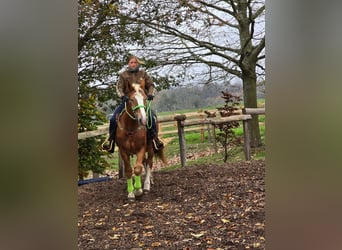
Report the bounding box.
[126,83,147,126]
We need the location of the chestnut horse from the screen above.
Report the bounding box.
[115,83,166,200]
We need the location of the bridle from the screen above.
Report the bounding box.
[117,90,147,135]
[124,99,145,120]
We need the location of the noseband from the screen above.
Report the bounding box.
[117,90,147,136]
[124,97,146,120]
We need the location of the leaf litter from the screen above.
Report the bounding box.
[78,160,265,249]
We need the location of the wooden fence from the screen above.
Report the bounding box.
[78,108,265,170]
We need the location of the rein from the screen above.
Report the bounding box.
[124,101,145,120]
[117,96,147,135]
[146,100,153,129]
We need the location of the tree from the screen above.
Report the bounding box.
[216,91,243,162]
[77,0,265,177]
[78,93,108,179]
[78,0,152,178]
[119,0,265,147]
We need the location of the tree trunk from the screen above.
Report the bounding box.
[242,64,262,148]
[236,0,263,148]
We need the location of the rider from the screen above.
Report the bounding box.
[102,55,164,153]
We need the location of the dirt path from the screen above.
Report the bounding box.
[78,160,265,249]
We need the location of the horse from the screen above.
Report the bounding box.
[115,83,167,200]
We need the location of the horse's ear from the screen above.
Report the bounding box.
[140,77,145,89]
[127,84,134,93]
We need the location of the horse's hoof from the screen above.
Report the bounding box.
[143,182,151,192]
[143,189,149,195]
[134,188,143,197]
[128,192,135,201]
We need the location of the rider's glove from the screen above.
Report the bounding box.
[121,95,129,102]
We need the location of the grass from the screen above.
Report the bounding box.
[159,104,266,170]
[161,124,265,171]
[157,105,218,116]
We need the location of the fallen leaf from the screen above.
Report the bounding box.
[221,218,230,223]
[109,234,119,240]
[191,232,205,238]
[143,231,153,237]
[206,238,213,244]
[253,242,261,247]
[151,242,162,247]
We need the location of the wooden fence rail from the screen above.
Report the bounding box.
[78,108,265,168]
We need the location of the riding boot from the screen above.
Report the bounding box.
[152,133,164,152]
[102,128,116,153]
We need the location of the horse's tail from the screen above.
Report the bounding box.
[154,147,167,165]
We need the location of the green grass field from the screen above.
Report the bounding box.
[159,100,265,169]
[160,121,265,171]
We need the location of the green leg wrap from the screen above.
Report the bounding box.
[127,178,134,193]
[134,175,142,190]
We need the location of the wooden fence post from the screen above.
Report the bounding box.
[118,150,124,179]
[211,124,217,153]
[158,122,162,140]
[199,111,204,142]
[207,124,211,143]
[243,120,251,161]
[174,114,187,167]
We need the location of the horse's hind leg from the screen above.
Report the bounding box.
[143,148,154,193]
[143,162,151,194]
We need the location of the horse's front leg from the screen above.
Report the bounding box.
[133,150,145,197]
[120,152,136,200]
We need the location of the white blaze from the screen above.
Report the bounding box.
[136,93,146,125]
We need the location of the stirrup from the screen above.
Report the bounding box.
[152,137,164,152]
[101,137,115,153]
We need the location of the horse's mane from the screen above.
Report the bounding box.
[132,83,140,92]
[131,83,145,98]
